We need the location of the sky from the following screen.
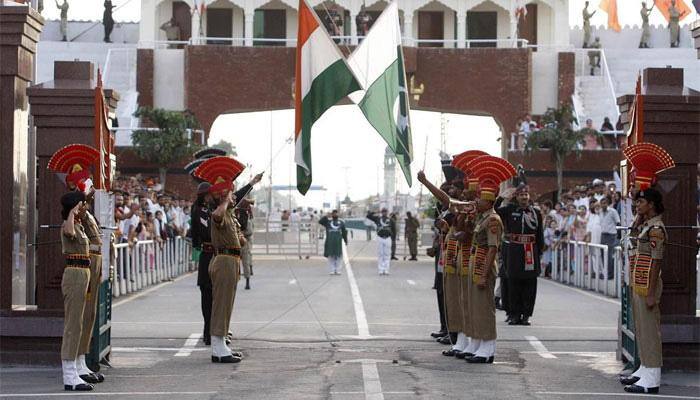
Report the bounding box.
[39,0,698,26]
[208,106,501,209]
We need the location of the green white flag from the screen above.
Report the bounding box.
[348,1,413,186]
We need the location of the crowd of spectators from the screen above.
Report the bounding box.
[512,114,625,151]
[533,178,632,279]
[111,175,192,245]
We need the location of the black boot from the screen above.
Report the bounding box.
[245,278,250,290]
[494,297,501,310]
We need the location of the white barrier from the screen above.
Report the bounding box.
[112,237,194,298]
[551,240,622,299]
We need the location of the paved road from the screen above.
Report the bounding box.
[1,241,699,399]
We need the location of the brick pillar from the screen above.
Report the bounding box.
[557,52,575,105]
[0,5,43,310]
[618,67,700,370]
[27,61,119,311]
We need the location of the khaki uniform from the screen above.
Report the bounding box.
[210,207,242,337]
[61,222,91,360]
[468,209,502,341]
[443,228,462,333]
[79,212,102,355]
[630,215,665,368]
[459,218,475,337]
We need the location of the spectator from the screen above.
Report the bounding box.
[600,117,614,132]
[592,179,606,202]
[571,206,589,242]
[583,119,600,150]
[542,217,556,278]
[598,196,620,280]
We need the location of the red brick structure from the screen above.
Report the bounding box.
[557,52,575,104]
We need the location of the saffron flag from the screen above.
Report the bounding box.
[347,1,413,186]
[599,0,621,32]
[294,0,361,195]
[654,0,693,21]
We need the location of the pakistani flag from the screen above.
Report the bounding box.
[294,0,361,195]
[348,1,413,186]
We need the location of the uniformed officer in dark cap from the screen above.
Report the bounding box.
[496,183,544,326]
[191,181,215,345]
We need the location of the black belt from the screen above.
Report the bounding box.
[378,232,391,238]
[216,247,241,257]
[65,254,90,269]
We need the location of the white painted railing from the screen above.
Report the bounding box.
[112,237,194,298]
[551,240,622,299]
[140,37,530,49]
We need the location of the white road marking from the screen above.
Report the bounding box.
[406,279,416,286]
[112,272,194,308]
[342,243,371,339]
[289,279,297,285]
[361,360,384,400]
[113,347,207,352]
[174,333,202,357]
[525,336,557,359]
[537,392,700,399]
[0,392,218,397]
[521,351,616,355]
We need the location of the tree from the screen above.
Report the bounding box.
[211,140,237,156]
[524,103,587,201]
[131,107,202,188]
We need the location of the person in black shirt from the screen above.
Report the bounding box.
[190,182,215,345]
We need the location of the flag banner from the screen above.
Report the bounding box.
[347,1,414,187]
[294,0,361,195]
[654,0,692,21]
[599,0,621,32]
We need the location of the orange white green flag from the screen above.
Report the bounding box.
[294,0,361,195]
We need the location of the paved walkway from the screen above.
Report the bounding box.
[1,241,699,399]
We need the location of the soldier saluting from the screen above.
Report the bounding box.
[619,143,675,394]
[464,155,514,363]
[193,156,248,364]
[496,183,544,326]
[367,208,395,275]
[48,144,104,391]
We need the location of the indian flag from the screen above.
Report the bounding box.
[294,0,361,195]
[348,1,413,187]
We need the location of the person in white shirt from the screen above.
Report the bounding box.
[592,179,607,202]
[290,209,301,232]
[598,196,620,280]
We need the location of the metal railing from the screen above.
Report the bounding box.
[551,240,622,299]
[140,37,531,49]
[112,237,194,298]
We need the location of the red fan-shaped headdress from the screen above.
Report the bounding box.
[466,155,517,201]
[47,144,100,190]
[451,150,488,191]
[193,156,246,194]
[623,142,674,190]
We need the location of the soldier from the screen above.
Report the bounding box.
[451,150,487,358]
[668,0,681,47]
[319,209,348,275]
[56,0,69,41]
[367,208,394,275]
[404,212,420,261]
[465,155,514,363]
[582,1,596,47]
[497,183,544,326]
[639,2,654,48]
[418,161,469,354]
[193,156,247,364]
[191,182,214,345]
[47,144,104,389]
[103,0,116,43]
[237,198,255,289]
[619,143,675,394]
[390,212,399,261]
